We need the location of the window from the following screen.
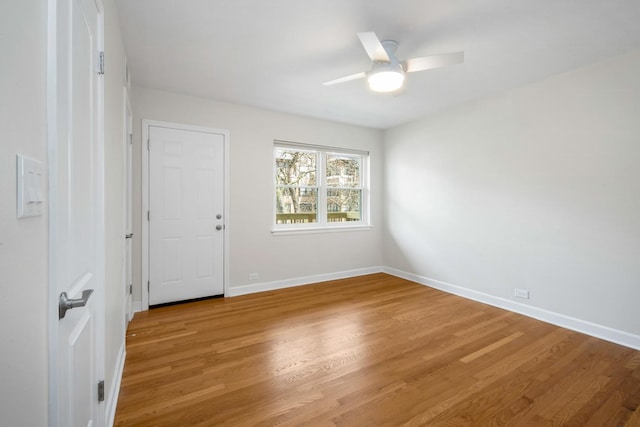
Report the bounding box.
[274,141,369,230]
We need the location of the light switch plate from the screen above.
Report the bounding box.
[17,154,45,218]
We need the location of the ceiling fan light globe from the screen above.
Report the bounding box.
[368,70,405,92]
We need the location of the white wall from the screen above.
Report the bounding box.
[0,1,49,425]
[383,50,640,338]
[131,88,383,300]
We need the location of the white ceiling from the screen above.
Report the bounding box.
[116,0,640,129]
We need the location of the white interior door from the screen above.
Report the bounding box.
[149,126,225,305]
[50,0,104,426]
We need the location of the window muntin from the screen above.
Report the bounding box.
[274,143,368,229]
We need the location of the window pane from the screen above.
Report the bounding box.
[327,189,361,222]
[275,149,316,186]
[276,187,318,224]
[326,154,359,188]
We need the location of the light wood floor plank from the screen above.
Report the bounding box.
[114,273,640,426]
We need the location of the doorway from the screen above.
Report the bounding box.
[141,121,229,309]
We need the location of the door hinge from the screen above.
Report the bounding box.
[147,210,150,221]
[129,133,133,145]
[147,280,150,292]
[98,51,105,75]
[147,138,150,151]
[129,284,133,295]
[97,380,105,402]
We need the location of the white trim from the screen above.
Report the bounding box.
[227,266,384,297]
[271,224,372,235]
[141,120,230,310]
[104,343,126,427]
[123,87,133,324]
[274,139,369,156]
[141,120,149,310]
[383,266,640,351]
[95,1,107,422]
[46,0,59,422]
[125,294,133,323]
[123,56,131,92]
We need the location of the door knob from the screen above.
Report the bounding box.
[125,233,133,239]
[216,225,223,231]
[59,289,94,319]
[216,214,222,219]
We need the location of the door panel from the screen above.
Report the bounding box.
[51,0,103,425]
[162,238,182,281]
[196,236,215,278]
[149,126,224,305]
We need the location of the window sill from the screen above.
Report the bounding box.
[271,224,372,236]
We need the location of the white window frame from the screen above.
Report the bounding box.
[272,140,370,234]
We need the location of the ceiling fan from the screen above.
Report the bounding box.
[323,32,464,93]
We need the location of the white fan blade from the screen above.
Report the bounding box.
[357,32,390,62]
[403,51,464,73]
[322,72,367,86]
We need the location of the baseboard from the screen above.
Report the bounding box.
[105,341,126,427]
[226,266,384,297]
[383,266,640,351]
[129,266,640,350]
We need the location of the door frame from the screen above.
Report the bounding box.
[47,0,106,424]
[141,120,230,310]
[123,86,133,323]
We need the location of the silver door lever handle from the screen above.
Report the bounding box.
[59,289,94,319]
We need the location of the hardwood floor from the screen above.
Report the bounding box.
[114,273,640,426]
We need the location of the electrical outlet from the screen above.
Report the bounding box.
[249,273,259,281]
[514,288,529,299]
